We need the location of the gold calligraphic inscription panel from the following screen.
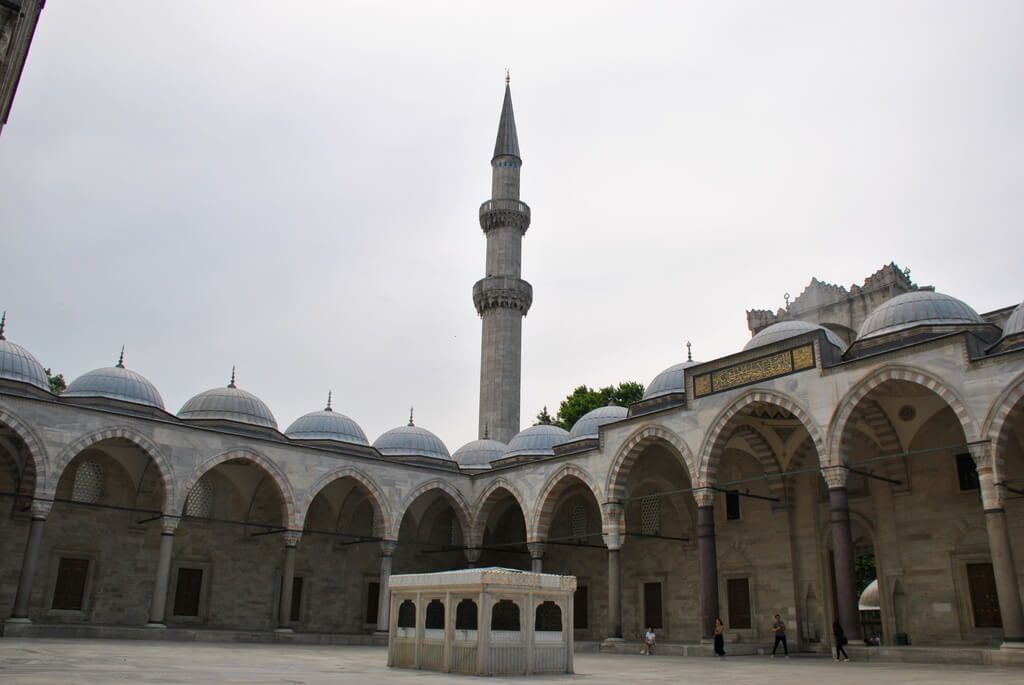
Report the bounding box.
[692,344,816,398]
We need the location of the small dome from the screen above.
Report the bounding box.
[644,361,698,399]
[0,317,49,391]
[744,320,847,352]
[374,413,450,460]
[1002,301,1024,338]
[857,291,984,341]
[858,578,880,611]
[452,438,506,469]
[178,370,277,429]
[569,404,628,440]
[65,361,165,409]
[285,396,368,445]
[502,424,570,460]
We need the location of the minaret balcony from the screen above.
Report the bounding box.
[473,276,533,316]
[479,199,531,234]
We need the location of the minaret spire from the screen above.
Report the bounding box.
[474,78,533,442]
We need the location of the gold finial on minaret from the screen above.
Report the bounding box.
[505,68,510,85]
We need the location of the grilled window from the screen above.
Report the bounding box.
[641,496,660,536]
[71,461,103,504]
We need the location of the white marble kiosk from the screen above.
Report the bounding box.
[387,568,576,676]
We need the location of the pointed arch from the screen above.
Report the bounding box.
[605,423,694,503]
[390,479,473,542]
[697,389,826,486]
[300,465,392,538]
[0,405,48,499]
[729,424,786,501]
[827,365,980,469]
[470,478,528,549]
[531,464,605,542]
[983,369,1024,483]
[177,448,297,528]
[50,425,174,511]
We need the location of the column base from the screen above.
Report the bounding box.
[274,627,295,634]
[144,622,167,629]
[1000,640,1024,651]
[5,617,31,625]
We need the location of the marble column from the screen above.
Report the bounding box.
[694,488,719,640]
[376,539,397,633]
[971,444,1024,647]
[823,466,861,641]
[527,543,545,573]
[146,515,180,627]
[276,531,301,632]
[9,500,51,623]
[603,532,622,640]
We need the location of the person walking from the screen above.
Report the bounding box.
[770,613,788,658]
[713,617,726,658]
[833,620,850,661]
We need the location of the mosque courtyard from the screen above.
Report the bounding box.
[0,639,1020,685]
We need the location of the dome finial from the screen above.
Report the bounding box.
[686,340,692,362]
[325,390,333,412]
[0,311,6,341]
[505,68,510,85]
[116,345,125,368]
[484,423,490,439]
[408,406,414,426]
[228,366,236,389]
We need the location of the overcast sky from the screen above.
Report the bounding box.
[2,1,1022,451]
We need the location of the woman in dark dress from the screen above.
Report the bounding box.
[833,620,850,661]
[713,617,726,658]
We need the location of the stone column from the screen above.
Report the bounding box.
[276,531,301,632]
[9,500,51,623]
[603,531,623,640]
[823,466,861,641]
[146,516,180,627]
[376,539,398,633]
[695,488,720,640]
[527,543,545,573]
[464,547,482,568]
[971,444,1024,647]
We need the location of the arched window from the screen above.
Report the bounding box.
[455,599,478,630]
[425,599,445,629]
[71,461,104,504]
[491,599,520,631]
[570,502,587,540]
[641,495,660,536]
[184,478,214,518]
[397,599,416,628]
[535,601,562,632]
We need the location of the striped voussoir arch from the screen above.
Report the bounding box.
[531,464,604,543]
[51,425,174,510]
[849,399,907,485]
[470,478,528,550]
[389,478,473,543]
[300,465,392,538]
[0,405,48,500]
[828,365,979,469]
[179,448,298,530]
[605,424,694,505]
[731,424,787,502]
[983,370,1024,486]
[698,389,826,487]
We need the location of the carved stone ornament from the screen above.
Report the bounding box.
[693,487,715,508]
[821,465,848,489]
[282,530,302,548]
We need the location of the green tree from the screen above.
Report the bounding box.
[45,368,66,395]
[854,552,876,595]
[536,381,645,430]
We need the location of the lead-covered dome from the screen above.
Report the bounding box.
[502,424,570,460]
[644,361,698,399]
[374,413,451,460]
[285,394,367,445]
[744,320,846,352]
[0,316,49,391]
[569,404,628,440]
[452,438,506,470]
[64,354,165,410]
[1002,301,1024,338]
[178,370,277,429]
[857,291,984,341]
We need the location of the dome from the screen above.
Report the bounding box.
[1002,301,1024,338]
[502,424,570,460]
[858,578,880,611]
[857,291,984,341]
[374,413,450,460]
[644,361,698,399]
[452,438,506,469]
[285,394,368,445]
[569,404,628,440]
[63,351,164,409]
[744,320,846,352]
[0,316,49,391]
[178,370,277,429]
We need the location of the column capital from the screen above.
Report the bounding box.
[527,542,546,560]
[29,499,52,519]
[379,539,398,556]
[968,442,993,471]
[282,530,302,548]
[463,548,482,565]
[160,515,180,535]
[693,487,716,508]
[822,465,848,489]
[602,532,622,550]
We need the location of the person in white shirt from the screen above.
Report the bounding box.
[642,627,656,655]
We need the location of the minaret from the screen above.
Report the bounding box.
[474,75,532,443]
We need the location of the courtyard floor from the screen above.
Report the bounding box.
[0,639,1020,684]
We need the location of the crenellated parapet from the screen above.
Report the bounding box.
[473,276,533,315]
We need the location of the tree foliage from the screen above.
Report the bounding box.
[45,368,66,395]
[535,381,645,431]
